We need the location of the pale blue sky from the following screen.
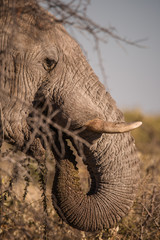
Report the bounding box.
[68,0,160,115]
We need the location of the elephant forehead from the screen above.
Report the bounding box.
[1,5,79,59]
[54,23,80,53]
[0,7,57,51]
[4,29,59,64]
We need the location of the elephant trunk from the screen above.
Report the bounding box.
[52,120,140,231]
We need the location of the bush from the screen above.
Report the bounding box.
[0,111,160,239]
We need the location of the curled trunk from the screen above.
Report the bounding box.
[52,119,140,231]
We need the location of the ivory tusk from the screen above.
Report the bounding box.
[84,118,142,133]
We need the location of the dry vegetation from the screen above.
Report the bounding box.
[0,110,160,240]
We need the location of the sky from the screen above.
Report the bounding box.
[67,0,160,115]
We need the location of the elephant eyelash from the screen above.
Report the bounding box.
[43,58,57,71]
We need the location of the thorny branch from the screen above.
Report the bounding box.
[42,0,146,83]
[43,0,144,46]
[141,186,160,230]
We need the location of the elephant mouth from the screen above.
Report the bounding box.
[66,138,90,193]
[28,95,142,156]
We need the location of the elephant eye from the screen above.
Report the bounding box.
[43,58,57,71]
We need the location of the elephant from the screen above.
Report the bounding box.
[0,0,142,232]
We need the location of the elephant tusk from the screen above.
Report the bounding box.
[84,118,142,133]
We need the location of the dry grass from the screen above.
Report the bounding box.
[0,111,160,240]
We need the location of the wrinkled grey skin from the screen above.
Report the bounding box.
[0,0,140,232]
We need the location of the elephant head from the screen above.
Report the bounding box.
[0,0,142,231]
